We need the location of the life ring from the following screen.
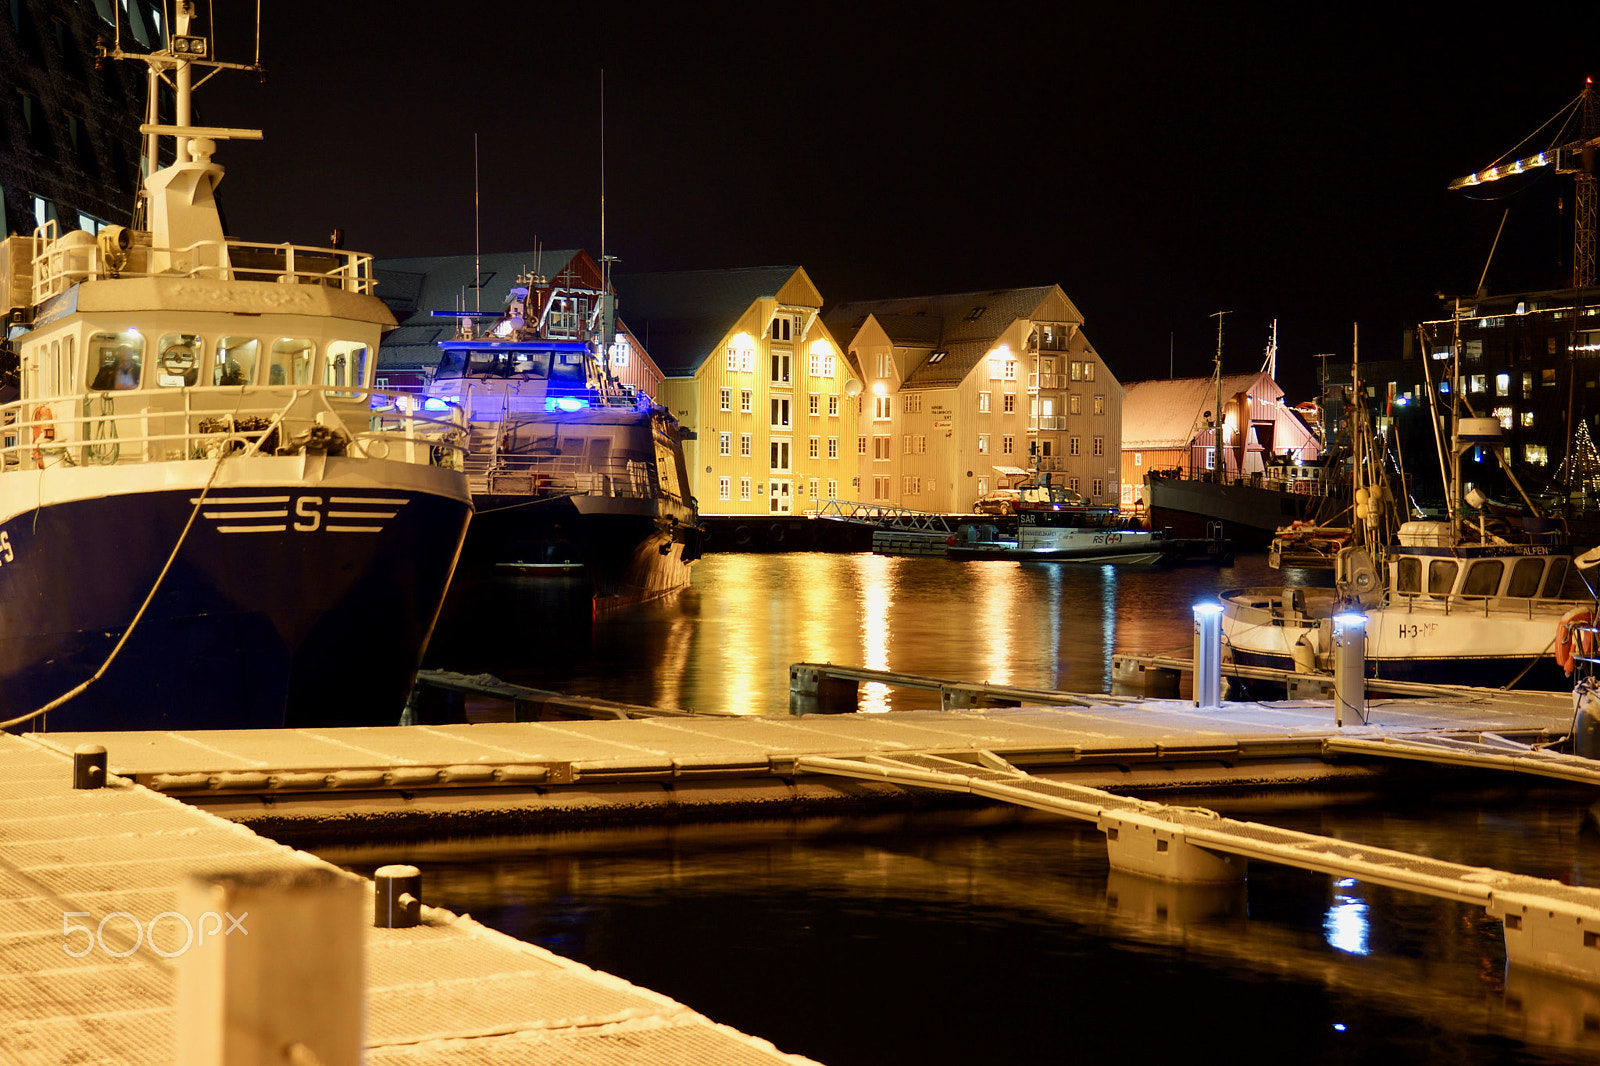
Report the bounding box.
[30,404,55,468]
[1557,608,1596,677]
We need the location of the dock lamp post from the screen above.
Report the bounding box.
[1332,612,1368,726]
[1193,603,1223,710]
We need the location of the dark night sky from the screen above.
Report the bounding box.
[198,2,1600,400]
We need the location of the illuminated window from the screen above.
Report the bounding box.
[1069,394,1081,416]
[720,387,731,412]
[808,352,836,376]
[1070,361,1082,381]
[740,433,752,457]
[1522,411,1535,427]
[978,434,989,454]
[1083,362,1095,382]
[1206,449,1216,470]
[1522,372,1533,393]
[1543,368,1557,386]
[719,432,731,456]
[979,391,991,412]
[1493,406,1512,430]
[1431,346,1451,361]
[1470,374,1487,394]
[719,476,731,500]
[1093,394,1105,415]
[1495,373,1510,396]
[1525,444,1548,465]
[609,338,630,367]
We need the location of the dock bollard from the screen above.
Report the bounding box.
[72,744,107,789]
[1193,604,1222,710]
[1332,612,1368,726]
[374,864,422,928]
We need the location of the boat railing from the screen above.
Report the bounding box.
[484,451,656,500]
[1,386,465,471]
[30,221,377,301]
[1384,590,1582,619]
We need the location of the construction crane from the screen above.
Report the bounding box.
[1449,78,1599,288]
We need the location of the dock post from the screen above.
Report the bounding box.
[177,867,364,1066]
[374,864,422,928]
[790,664,860,713]
[72,744,106,789]
[1332,612,1367,726]
[1099,812,1246,884]
[1193,604,1222,710]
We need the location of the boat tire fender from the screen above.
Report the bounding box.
[770,523,785,546]
[734,525,752,547]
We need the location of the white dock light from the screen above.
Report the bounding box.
[1193,603,1223,710]
[1332,612,1368,726]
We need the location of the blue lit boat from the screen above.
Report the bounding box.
[424,271,703,607]
[0,18,472,731]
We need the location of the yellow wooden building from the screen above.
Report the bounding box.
[615,266,860,515]
[824,286,1123,511]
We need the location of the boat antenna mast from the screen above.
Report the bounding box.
[1209,310,1228,483]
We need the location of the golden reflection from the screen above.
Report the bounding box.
[972,562,1022,687]
[858,554,893,712]
[703,554,767,715]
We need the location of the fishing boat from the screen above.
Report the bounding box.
[423,266,703,608]
[949,461,1166,564]
[1218,338,1593,692]
[0,15,472,732]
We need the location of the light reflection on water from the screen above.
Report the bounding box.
[426,552,1299,713]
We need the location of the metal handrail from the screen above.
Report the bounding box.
[3,385,464,471]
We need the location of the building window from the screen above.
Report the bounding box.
[740,389,752,413]
[874,396,892,420]
[827,478,838,499]
[1496,373,1510,396]
[979,391,991,412]
[876,352,892,378]
[874,476,890,499]
[1470,374,1487,394]
[1070,436,1080,456]
[771,397,791,428]
[1522,372,1533,394]
[1522,411,1535,427]
[901,475,923,494]
[978,434,989,454]
[725,347,741,372]
[1002,435,1013,455]
[809,436,820,459]
[771,351,791,384]
[1004,359,1016,381]
[772,314,794,341]
[1069,394,1081,416]
[1525,444,1548,465]
[858,436,867,455]
[1068,478,1080,493]
[1093,436,1104,456]
[902,434,913,455]
[873,435,892,460]
[719,432,731,456]
[1493,406,1512,430]
[719,476,731,501]
[903,394,922,414]
[740,433,752,457]
[916,435,927,454]
[1084,362,1095,382]
[828,394,840,417]
[720,387,732,412]
[1040,441,1053,458]
[1092,478,1104,497]
[1093,394,1105,415]
[608,338,630,367]
[740,477,752,501]
[809,393,820,416]
[771,439,790,472]
[809,352,835,377]
[1134,451,1142,466]
[1206,449,1216,470]
[1543,369,1557,386]
[1003,393,1015,413]
[828,436,838,459]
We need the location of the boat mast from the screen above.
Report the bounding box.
[1209,310,1227,482]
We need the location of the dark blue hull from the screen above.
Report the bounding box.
[0,486,470,732]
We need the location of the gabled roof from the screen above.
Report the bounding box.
[613,266,808,376]
[1120,372,1272,449]
[374,249,587,368]
[823,286,1064,387]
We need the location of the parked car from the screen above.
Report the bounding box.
[973,488,1021,515]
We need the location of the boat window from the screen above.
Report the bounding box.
[434,349,467,379]
[1394,556,1421,593]
[1542,558,1572,599]
[156,333,201,388]
[266,338,315,385]
[1462,560,1503,597]
[1507,557,1545,598]
[87,329,144,390]
[1427,559,1459,598]
[325,341,370,395]
[214,337,259,386]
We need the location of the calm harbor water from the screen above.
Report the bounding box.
[387,552,1600,1065]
